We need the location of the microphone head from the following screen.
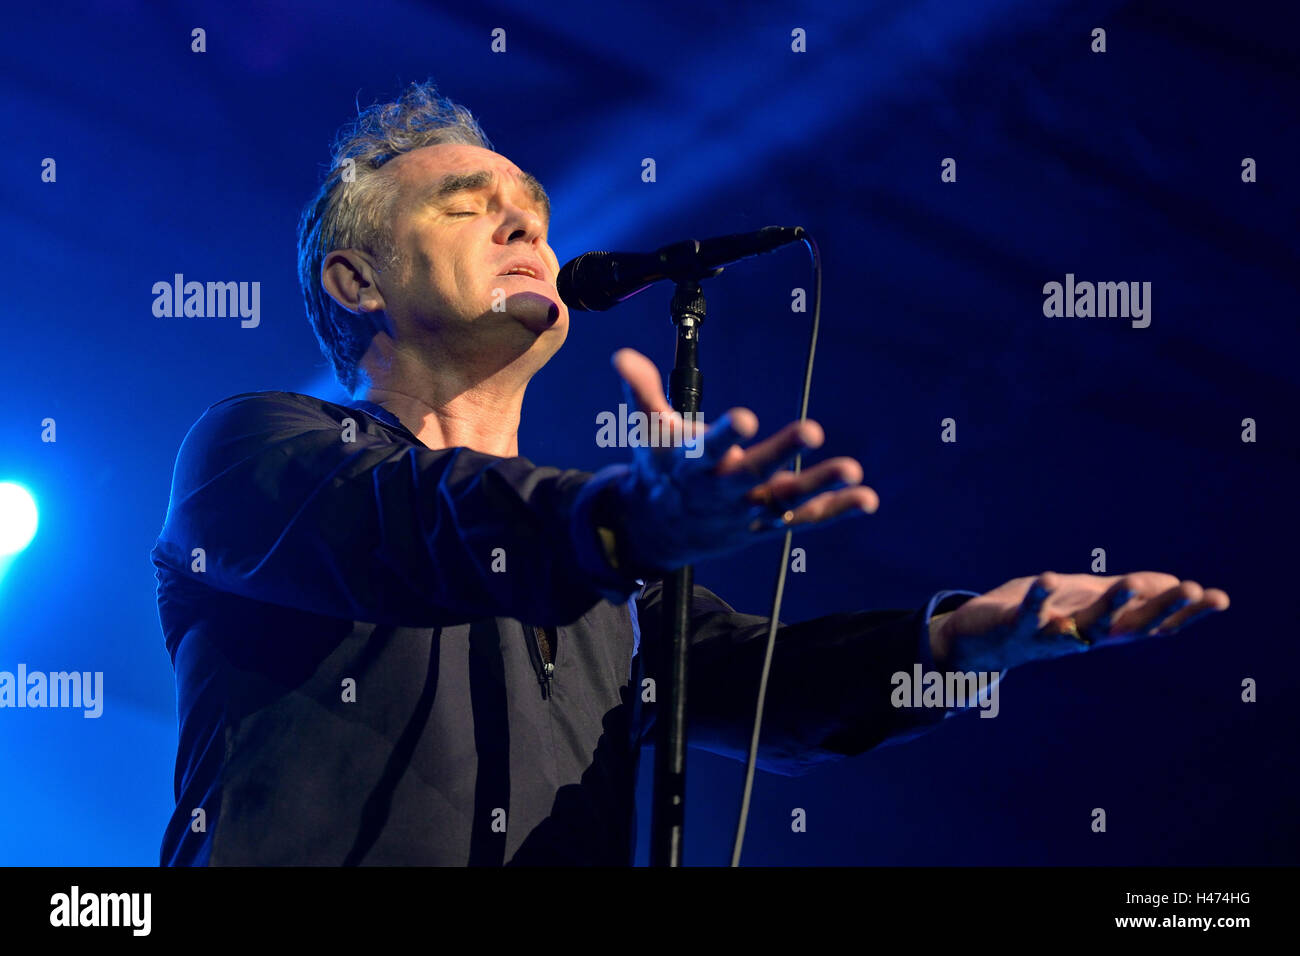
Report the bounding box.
[558,250,658,312]
[556,251,612,312]
[558,227,808,313]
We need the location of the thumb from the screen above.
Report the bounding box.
[613,348,672,417]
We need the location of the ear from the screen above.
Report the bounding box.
[321,250,386,315]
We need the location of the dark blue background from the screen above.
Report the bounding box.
[1,0,1295,865]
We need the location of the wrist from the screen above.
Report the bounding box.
[929,610,955,669]
[589,470,660,581]
[570,464,645,600]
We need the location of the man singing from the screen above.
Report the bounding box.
[151,81,1228,865]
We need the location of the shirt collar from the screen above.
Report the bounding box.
[346,399,419,441]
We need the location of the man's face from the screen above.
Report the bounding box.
[375,143,567,372]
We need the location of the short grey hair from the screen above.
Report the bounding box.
[296,80,493,394]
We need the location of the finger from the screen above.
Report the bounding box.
[786,483,879,522]
[1143,582,1203,633]
[749,458,864,505]
[1017,572,1059,634]
[618,381,685,459]
[1100,571,1181,600]
[714,443,748,475]
[1075,572,1177,638]
[697,407,759,466]
[612,349,672,417]
[751,485,878,533]
[1116,581,1204,635]
[1080,583,1136,642]
[1153,588,1230,634]
[720,419,825,479]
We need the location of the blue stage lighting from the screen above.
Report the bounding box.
[0,482,38,556]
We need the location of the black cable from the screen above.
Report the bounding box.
[730,233,822,866]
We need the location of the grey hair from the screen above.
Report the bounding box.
[296,80,493,394]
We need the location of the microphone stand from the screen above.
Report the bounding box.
[561,227,803,866]
[650,279,706,867]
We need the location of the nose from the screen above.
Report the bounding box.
[495,198,546,248]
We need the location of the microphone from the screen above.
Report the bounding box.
[557,225,806,312]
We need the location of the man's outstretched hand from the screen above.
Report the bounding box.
[604,348,878,574]
[932,571,1231,672]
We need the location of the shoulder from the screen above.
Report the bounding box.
[183,390,373,440]
[203,389,350,422]
[170,390,370,471]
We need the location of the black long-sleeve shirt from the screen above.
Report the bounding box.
[151,390,973,865]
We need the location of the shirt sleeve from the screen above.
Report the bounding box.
[150,391,644,627]
[916,589,1004,725]
[632,581,983,776]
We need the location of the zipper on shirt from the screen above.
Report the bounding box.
[526,623,556,700]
